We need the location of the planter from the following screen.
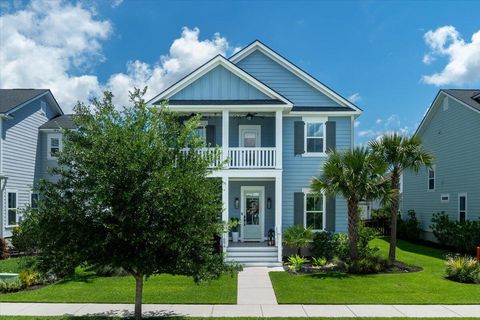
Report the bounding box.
[232,231,239,243]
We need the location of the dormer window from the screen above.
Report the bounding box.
[47,133,63,159]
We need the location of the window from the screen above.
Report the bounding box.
[428,166,435,190]
[31,192,39,210]
[305,193,324,231]
[47,133,63,159]
[7,191,18,226]
[305,122,325,154]
[440,194,450,203]
[458,193,467,222]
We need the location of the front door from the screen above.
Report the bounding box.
[239,125,261,147]
[241,186,264,241]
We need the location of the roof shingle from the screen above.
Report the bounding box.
[0,89,49,113]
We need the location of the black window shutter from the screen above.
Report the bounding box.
[293,192,305,226]
[325,121,336,153]
[325,196,336,232]
[294,121,305,155]
[206,125,215,146]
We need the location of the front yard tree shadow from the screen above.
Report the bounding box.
[14,88,230,319]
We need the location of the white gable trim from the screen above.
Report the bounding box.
[230,41,362,113]
[2,90,64,116]
[415,90,480,137]
[147,55,292,108]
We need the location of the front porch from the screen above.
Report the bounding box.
[220,175,283,266]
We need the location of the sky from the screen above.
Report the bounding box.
[1,0,479,144]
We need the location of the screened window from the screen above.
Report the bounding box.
[459,194,467,222]
[7,192,17,226]
[305,122,324,153]
[428,167,435,190]
[305,193,324,231]
[47,133,62,159]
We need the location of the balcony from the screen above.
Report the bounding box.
[183,147,277,169]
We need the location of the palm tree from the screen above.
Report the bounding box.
[370,133,433,264]
[311,148,390,260]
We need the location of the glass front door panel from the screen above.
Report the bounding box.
[243,132,257,147]
[245,192,260,225]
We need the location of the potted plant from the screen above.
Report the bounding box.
[229,217,240,242]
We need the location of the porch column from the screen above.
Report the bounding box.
[222,176,229,252]
[275,174,283,262]
[222,110,229,168]
[275,110,283,169]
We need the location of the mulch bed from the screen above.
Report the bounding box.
[283,260,422,275]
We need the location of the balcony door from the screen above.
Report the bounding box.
[240,186,264,242]
[239,125,261,147]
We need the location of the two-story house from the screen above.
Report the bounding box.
[148,41,362,265]
[402,89,480,241]
[0,89,73,238]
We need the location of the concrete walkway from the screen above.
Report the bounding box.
[1,302,480,317]
[237,267,281,305]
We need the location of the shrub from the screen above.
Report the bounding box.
[398,210,421,241]
[312,257,327,267]
[287,255,308,272]
[0,279,23,293]
[445,255,480,284]
[431,212,480,254]
[333,233,349,260]
[0,238,9,260]
[228,217,240,233]
[357,223,380,259]
[19,269,42,287]
[87,264,130,277]
[347,252,387,274]
[283,225,313,256]
[11,207,39,255]
[311,231,336,260]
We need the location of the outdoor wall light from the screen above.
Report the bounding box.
[234,197,240,209]
[267,197,272,209]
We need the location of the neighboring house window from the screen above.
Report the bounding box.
[428,166,435,190]
[304,193,324,231]
[305,122,325,154]
[440,194,450,203]
[47,133,63,159]
[31,192,39,210]
[458,193,467,222]
[7,191,18,226]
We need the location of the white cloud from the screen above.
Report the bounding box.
[357,114,412,142]
[422,26,480,86]
[111,0,123,8]
[347,92,362,103]
[0,1,236,112]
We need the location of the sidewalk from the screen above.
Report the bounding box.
[1,302,480,317]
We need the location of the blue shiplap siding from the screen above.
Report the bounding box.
[282,116,350,232]
[402,96,480,237]
[2,97,59,236]
[170,65,272,100]
[236,51,340,107]
[229,180,276,237]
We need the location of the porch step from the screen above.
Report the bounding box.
[225,245,281,267]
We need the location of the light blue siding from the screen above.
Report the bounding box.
[171,65,272,100]
[2,97,59,237]
[236,51,340,107]
[228,180,276,237]
[282,116,351,232]
[402,96,480,236]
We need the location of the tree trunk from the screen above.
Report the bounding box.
[347,197,359,261]
[134,273,143,320]
[297,247,301,256]
[389,168,401,264]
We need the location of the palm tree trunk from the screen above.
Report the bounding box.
[389,168,401,264]
[134,273,143,320]
[347,197,359,260]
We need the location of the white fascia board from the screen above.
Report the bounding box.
[230,41,362,113]
[164,104,290,113]
[286,111,361,117]
[148,55,292,107]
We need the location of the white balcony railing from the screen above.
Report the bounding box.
[181,147,277,169]
[228,147,276,168]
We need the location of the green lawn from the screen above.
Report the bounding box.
[0,318,474,320]
[0,257,26,273]
[0,269,237,304]
[270,238,480,304]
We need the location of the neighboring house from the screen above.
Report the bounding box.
[148,40,362,265]
[0,89,73,238]
[402,89,480,242]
